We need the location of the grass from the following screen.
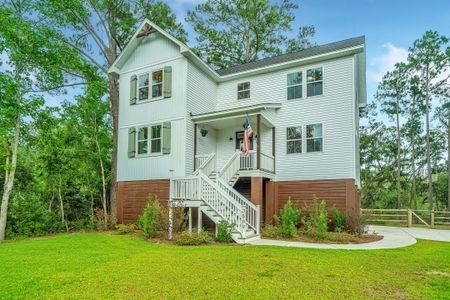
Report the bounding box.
[0,233,449,299]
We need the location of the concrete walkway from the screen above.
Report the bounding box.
[248,225,450,250]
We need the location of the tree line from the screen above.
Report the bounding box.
[0,0,315,241]
[361,31,450,211]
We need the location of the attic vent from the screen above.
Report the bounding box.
[137,24,157,38]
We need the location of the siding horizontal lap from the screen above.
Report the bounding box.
[117,180,170,224]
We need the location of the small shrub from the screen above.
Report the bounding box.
[280,198,299,238]
[174,230,213,246]
[216,221,234,243]
[91,208,115,231]
[116,224,137,235]
[138,195,187,239]
[331,207,348,232]
[350,213,369,236]
[261,224,282,239]
[301,196,328,240]
[138,195,160,238]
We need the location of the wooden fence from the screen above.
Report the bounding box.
[361,209,450,228]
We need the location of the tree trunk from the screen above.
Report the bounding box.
[0,116,20,241]
[448,105,450,212]
[0,65,21,242]
[411,140,417,210]
[425,69,433,211]
[93,118,108,229]
[395,97,401,209]
[58,175,69,232]
[108,75,119,220]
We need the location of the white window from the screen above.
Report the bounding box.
[287,72,302,100]
[307,67,323,97]
[286,126,302,154]
[306,123,323,152]
[152,70,163,98]
[137,127,148,155]
[138,73,149,101]
[150,124,162,153]
[237,82,250,99]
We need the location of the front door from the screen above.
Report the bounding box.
[236,131,253,151]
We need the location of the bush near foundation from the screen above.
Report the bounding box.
[174,230,213,246]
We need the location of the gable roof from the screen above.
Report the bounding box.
[216,36,365,76]
[109,20,365,82]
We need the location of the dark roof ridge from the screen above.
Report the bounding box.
[216,35,365,76]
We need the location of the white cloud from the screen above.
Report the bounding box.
[368,43,408,83]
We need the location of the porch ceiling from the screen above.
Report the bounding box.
[190,103,280,129]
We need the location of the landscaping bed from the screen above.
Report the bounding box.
[262,230,383,244]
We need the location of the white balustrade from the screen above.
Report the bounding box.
[260,153,275,173]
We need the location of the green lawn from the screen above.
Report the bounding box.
[0,233,449,299]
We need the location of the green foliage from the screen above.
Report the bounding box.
[331,207,348,232]
[350,213,369,236]
[138,196,160,239]
[174,230,213,246]
[116,224,137,235]
[186,0,315,68]
[90,208,115,231]
[301,197,328,240]
[6,194,63,238]
[279,198,299,238]
[215,221,233,243]
[261,224,282,239]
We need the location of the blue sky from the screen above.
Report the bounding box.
[169,0,450,117]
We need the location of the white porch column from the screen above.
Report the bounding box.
[197,208,202,232]
[188,207,193,232]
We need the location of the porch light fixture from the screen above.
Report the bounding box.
[200,128,208,137]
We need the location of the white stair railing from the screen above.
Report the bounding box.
[171,170,248,238]
[216,177,260,234]
[197,172,247,237]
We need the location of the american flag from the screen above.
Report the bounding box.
[243,113,253,157]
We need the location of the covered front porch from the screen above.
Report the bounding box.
[191,104,279,177]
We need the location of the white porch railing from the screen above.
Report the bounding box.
[260,153,275,173]
[218,151,240,184]
[240,150,256,170]
[194,153,216,176]
[195,154,212,171]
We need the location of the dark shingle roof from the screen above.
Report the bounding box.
[215,36,365,76]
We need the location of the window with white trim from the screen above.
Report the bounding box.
[286,126,302,154]
[150,124,162,153]
[306,123,323,152]
[237,82,250,99]
[138,73,149,101]
[307,67,323,97]
[287,72,302,100]
[152,70,163,98]
[137,127,148,155]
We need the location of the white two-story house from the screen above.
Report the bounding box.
[109,20,366,242]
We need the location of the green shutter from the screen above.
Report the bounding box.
[163,66,172,98]
[128,127,136,158]
[162,122,171,154]
[130,75,137,105]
